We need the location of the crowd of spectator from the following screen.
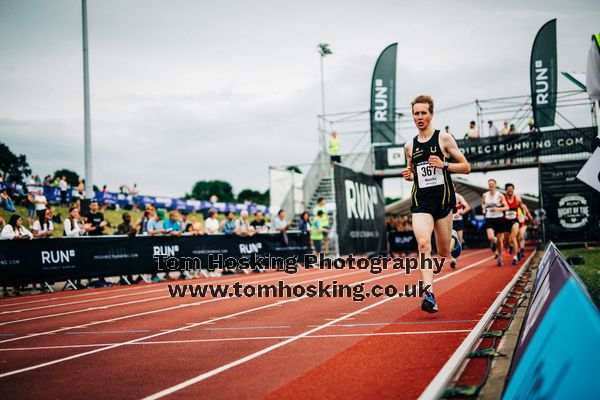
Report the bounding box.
[385,215,413,232]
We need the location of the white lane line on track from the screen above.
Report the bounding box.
[204,326,290,331]
[0,330,472,352]
[0,268,364,346]
[141,255,494,400]
[0,249,486,309]
[0,268,341,328]
[0,267,328,309]
[0,288,165,314]
[0,267,409,379]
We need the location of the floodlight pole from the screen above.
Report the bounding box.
[82,0,93,198]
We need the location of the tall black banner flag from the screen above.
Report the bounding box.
[530,19,558,128]
[334,164,386,255]
[370,43,397,145]
[540,160,600,243]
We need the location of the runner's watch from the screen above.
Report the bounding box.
[443,161,449,171]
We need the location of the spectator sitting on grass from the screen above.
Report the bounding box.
[1,189,15,212]
[147,209,165,236]
[117,212,136,237]
[235,210,253,236]
[163,210,183,236]
[190,215,204,234]
[1,215,33,240]
[32,209,54,238]
[250,211,268,233]
[64,206,86,237]
[83,199,108,236]
[205,209,220,234]
[220,211,236,234]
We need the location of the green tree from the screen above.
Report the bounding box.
[237,189,269,205]
[53,169,80,187]
[0,142,32,183]
[189,180,235,202]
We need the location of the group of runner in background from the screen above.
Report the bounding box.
[452,179,532,267]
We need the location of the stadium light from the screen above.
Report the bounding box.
[318,43,333,116]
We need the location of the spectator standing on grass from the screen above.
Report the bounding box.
[250,211,268,233]
[59,176,68,205]
[64,206,86,237]
[235,210,253,236]
[117,213,136,237]
[34,188,47,216]
[272,210,290,233]
[220,211,236,234]
[32,209,54,238]
[26,190,36,227]
[500,120,510,135]
[1,189,16,212]
[488,120,499,137]
[328,130,342,163]
[273,209,291,245]
[130,183,140,213]
[83,199,107,236]
[466,121,479,138]
[205,209,219,234]
[1,215,33,239]
[163,211,183,236]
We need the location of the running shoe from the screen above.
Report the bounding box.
[421,291,438,313]
[450,230,462,258]
[497,259,503,267]
[494,253,499,259]
[450,257,457,269]
[512,256,518,265]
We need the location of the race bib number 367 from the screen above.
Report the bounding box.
[417,164,444,188]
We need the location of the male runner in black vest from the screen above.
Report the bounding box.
[402,95,471,313]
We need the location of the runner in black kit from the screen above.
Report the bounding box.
[402,95,471,313]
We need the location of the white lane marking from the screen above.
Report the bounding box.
[0,267,326,309]
[142,255,494,400]
[0,269,357,341]
[0,330,471,352]
[204,326,290,331]
[0,288,164,314]
[0,271,352,338]
[0,268,418,378]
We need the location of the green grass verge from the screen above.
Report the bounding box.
[559,247,600,308]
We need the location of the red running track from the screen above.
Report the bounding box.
[0,248,529,399]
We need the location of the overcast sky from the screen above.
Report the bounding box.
[1,0,598,200]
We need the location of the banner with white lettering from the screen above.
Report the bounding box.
[455,127,597,172]
[370,43,397,145]
[530,19,557,128]
[334,164,386,255]
[540,160,600,243]
[0,233,310,285]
